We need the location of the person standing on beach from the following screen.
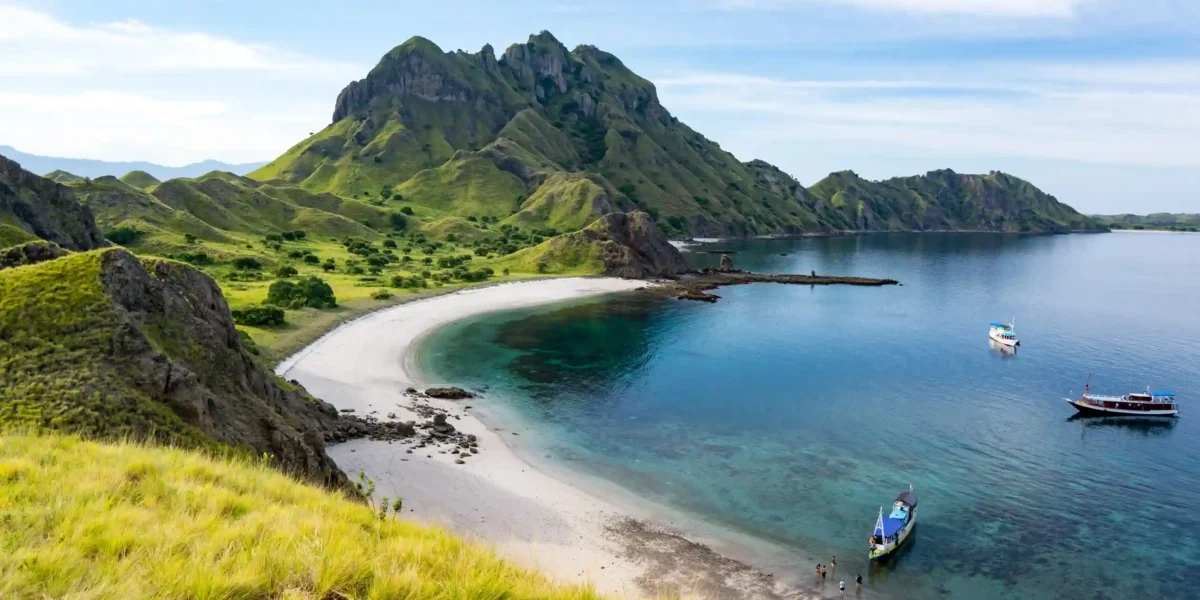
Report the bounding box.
[832,555,837,569]
[856,573,863,591]
[839,580,846,595]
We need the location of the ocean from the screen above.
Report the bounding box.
[418,232,1200,599]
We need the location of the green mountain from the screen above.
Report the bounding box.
[251,31,1097,236]
[1092,213,1200,232]
[807,169,1102,233]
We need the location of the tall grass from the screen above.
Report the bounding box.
[0,433,604,600]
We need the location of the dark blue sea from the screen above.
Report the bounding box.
[419,232,1200,599]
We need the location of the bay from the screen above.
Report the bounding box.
[419,232,1200,599]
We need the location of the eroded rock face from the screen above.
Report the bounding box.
[0,154,107,251]
[96,249,350,487]
[579,211,687,279]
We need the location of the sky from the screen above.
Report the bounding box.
[1,0,1198,214]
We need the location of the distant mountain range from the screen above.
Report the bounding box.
[0,145,265,181]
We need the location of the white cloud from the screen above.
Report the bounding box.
[0,4,362,78]
[654,61,1200,168]
[0,90,327,165]
[721,0,1089,17]
[0,3,358,164]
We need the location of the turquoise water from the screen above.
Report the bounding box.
[420,232,1200,599]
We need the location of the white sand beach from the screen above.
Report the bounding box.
[277,278,819,599]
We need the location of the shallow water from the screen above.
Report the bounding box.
[420,232,1200,599]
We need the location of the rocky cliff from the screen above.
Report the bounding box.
[0,154,107,250]
[0,248,355,487]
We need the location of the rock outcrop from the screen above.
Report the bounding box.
[0,154,107,250]
[0,248,354,487]
[579,211,686,278]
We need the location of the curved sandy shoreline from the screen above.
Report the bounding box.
[276,277,821,599]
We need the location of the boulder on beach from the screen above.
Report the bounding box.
[425,386,474,399]
[719,254,734,272]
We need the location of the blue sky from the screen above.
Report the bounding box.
[1,0,1198,213]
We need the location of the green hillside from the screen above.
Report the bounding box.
[1093,213,1200,232]
[250,31,1097,236]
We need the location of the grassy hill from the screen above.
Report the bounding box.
[0,433,602,600]
[119,169,161,190]
[1092,213,1200,232]
[250,31,1097,236]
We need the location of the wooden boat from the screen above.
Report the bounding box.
[1066,378,1178,417]
[869,484,917,561]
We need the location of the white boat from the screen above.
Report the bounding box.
[989,321,1019,347]
[1066,379,1179,417]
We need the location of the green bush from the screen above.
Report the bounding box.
[173,252,211,265]
[389,275,427,289]
[184,234,197,244]
[388,212,407,231]
[400,206,414,216]
[265,276,337,309]
[382,239,397,249]
[371,289,393,300]
[104,226,142,246]
[303,254,320,265]
[274,265,298,278]
[232,257,262,271]
[231,306,286,327]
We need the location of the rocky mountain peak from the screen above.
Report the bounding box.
[501,31,573,101]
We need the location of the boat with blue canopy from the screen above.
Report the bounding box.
[869,484,918,561]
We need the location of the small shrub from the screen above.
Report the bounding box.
[184,233,197,244]
[382,239,397,249]
[371,289,393,300]
[388,212,407,231]
[175,251,211,265]
[303,254,320,265]
[274,265,298,278]
[400,206,414,216]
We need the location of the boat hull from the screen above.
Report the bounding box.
[1066,398,1177,417]
[988,331,1019,346]
[870,509,916,562]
